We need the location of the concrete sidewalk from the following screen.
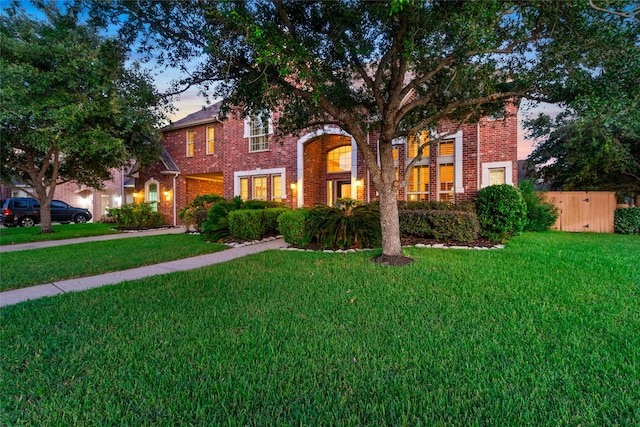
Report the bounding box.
[0,226,186,253]
[0,231,288,307]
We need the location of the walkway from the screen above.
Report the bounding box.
[0,228,287,307]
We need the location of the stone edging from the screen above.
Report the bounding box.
[225,235,505,252]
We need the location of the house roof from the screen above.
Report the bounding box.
[159,148,180,175]
[164,100,223,131]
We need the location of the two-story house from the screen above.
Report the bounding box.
[133,100,518,226]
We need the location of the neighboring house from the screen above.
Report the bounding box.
[133,101,519,226]
[0,167,133,222]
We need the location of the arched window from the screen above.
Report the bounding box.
[145,179,159,212]
[327,146,352,173]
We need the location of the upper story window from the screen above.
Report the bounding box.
[206,126,215,155]
[327,146,352,173]
[246,113,271,152]
[186,129,194,157]
[407,130,430,159]
[439,140,454,156]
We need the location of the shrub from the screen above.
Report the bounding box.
[398,200,476,213]
[475,184,527,242]
[228,210,264,241]
[178,194,225,232]
[109,203,165,229]
[519,180,559,232]
[399,210,479,242]
[228,208,290,241]
[202,196,244,242]
[277,209,310,246]
[262,208,289,236]
[614,207,640,234]
[303,200,381,250]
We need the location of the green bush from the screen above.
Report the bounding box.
[277,209,310,246]
[109,203,165,229]
[228,208,290,241]
[228,210,264,241]
[303,200,381,250]
[398,200,476,213]
[519,180,559,232]
[178,194,225,232]
[262,208,289,236]
[614,207,640,234]
[475,184,527,242]
[202,198,288,242]
[399,210,479,242]
[202,197,244,242]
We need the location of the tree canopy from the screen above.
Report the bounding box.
[91,0,638,258]
[0,2,166,232]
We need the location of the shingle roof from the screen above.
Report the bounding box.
[165,100,223,131]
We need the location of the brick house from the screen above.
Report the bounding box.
[1,168,132,222]
[133,100,519,226]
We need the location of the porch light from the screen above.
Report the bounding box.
[164,190,171,201]
[290,183,296,190]
[355,179,362,187]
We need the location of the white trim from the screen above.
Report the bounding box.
[233,167,286,199]
[296,126,355,208]
[481,161,513,188]
[144,178,160,212]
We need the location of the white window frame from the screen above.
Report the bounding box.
[244,112,273,153]
[234,168,286,201]
[481,161,513,188]
[206,126,215,155]
[144,178,160,212]
[186,129,195,157]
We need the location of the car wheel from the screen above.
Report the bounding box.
[19,216,36,227]
[73,214,88,224]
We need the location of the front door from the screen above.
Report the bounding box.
[327,180,351,206]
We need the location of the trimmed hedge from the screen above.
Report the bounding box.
[614,207,640,234]
[277,208,310,246]
[398,200,476,213]
[399,210,479,242]
[228,208,290,241]
[228,210,264,241]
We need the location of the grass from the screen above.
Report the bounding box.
[0,234,227,291]
[0,222,122,245]
[1,232,639,425]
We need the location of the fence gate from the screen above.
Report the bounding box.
[542,191,616,233]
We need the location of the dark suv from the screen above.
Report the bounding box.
[0,198,92,227]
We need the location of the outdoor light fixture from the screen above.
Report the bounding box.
[355,179,362,187]
[164,190,171,201]
[290,183,296,190]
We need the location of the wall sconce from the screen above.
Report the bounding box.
[355,179,362,187]
[290,183,296,190]
[133,192,138,199]
[164,190,171,202]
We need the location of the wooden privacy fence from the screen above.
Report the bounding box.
[541,191,617,233]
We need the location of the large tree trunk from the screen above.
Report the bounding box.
[378,183,403,257]
[38,196,54,234]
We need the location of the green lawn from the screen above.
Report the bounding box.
[0,234,227,291]
[1,232,638,425]
[0,222,122,245]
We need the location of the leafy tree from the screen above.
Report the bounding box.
[93,0,636,261]
[525,113,640,204]
[0,2,166,232]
